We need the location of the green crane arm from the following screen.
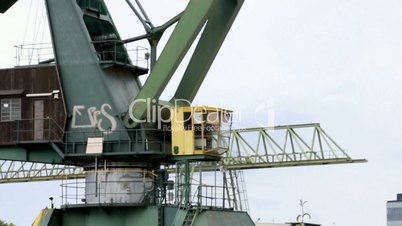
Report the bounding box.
[2,0,244,129]
[171,0,244,104]
[124,0,244,128]
[0,123,366,183]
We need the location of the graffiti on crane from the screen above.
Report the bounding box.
[71,103,117,134]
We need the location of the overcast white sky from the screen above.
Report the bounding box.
[1,0,402,225]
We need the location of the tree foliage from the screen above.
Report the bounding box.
[0,219,15,226]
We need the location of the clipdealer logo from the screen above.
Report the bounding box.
[254,98,275,128]
[127,98,275,129]
[128,98,192,129]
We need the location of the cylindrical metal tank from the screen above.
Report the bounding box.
[85,168,154,204]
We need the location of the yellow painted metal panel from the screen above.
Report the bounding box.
[171,106,231,156]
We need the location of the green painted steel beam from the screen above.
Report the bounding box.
[163,158,367,173]
[0,145,65,164]
[46,0,140,147]
[43,206,160,226]
[124,0,217,127]
[0,123,366,183]
[218,158,367,171]
[0,174,84,184]
[32,206,254,226]
[0,157,364,184]
[171,0,244,104]
[125,0,245,125]
[0,160,83,184]
[124,0,216,128]
[0,0,17,13]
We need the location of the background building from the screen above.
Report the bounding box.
[387,194,402,226]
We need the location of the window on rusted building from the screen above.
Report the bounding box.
[1,98,21,122]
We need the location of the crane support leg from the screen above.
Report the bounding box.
[172,0,244,104]
[124,0,239,127]
[124,0,216,127]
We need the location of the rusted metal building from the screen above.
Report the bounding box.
[0,64,66,145]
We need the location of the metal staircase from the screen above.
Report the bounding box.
[182,207,198,226]
[225,170,249,212]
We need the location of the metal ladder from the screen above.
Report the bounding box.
[181,207,198,226]
[227,169,250,212]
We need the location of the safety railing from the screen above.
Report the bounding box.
[63,128,168,155]
[196,184,234,209]
[93,40,149,69]
[61,169,235,208]
[170,185,200,226]
[61,169,156,206]
[166,160,249,211]
[170,183,239,226]
[11,118,64,143]
[14,43,54,66]
[77,0,106,14]
[13,40,149,70]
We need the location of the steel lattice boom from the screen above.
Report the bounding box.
[0,161,83,183]
[221,123,365,170]
[0,123,365,183]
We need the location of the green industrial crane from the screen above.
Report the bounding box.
[0,1,365,226]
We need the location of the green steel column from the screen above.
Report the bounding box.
[0,0,17,13]
[46,0,128,134]
[124,0,216,128]
[184,160,190,206]
[171,0,244,105]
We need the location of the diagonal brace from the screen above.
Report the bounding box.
[124,0,217,127]
[171,0,245,104]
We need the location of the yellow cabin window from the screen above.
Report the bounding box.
[171,106,232,156]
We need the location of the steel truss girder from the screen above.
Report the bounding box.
[0,123,365,183]
[221,123,366,170]
[0,161,83,184]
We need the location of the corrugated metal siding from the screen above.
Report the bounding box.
[0,65,66,145]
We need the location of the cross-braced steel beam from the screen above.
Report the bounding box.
[0,123,366,183]
[0,161,83,183]
[220,123,366,170]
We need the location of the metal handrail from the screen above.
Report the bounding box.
[14,43,54,66]
[60,169,156,205]
[171,185,200,226]
[77,0,103,13]
[63,128,168,155]
[92,40,149,69]
[12,118,65,143]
